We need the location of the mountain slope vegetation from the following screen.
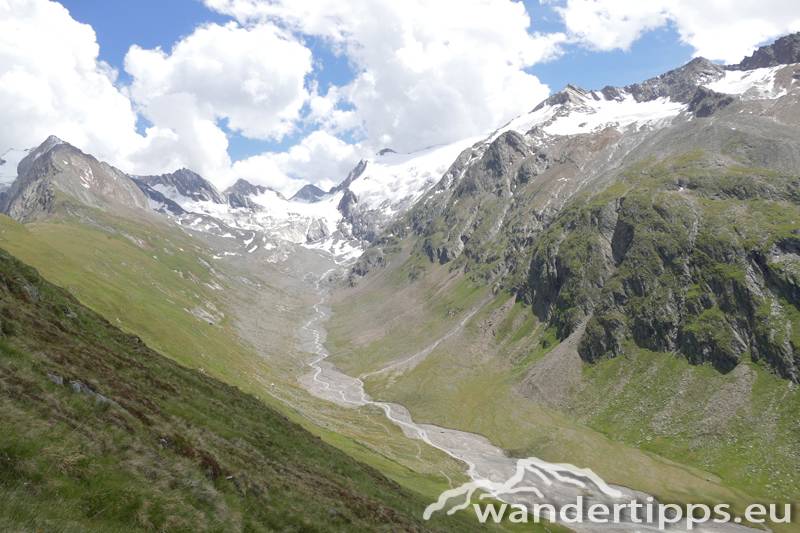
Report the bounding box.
[0,245,493,533]
[327,37,800,531]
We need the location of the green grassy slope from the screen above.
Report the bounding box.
[0,200,254,382]
[0,197,527,530]
[326,153,800,532]
[0,245,494,532]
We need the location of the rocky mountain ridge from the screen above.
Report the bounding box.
[289,183,327,203]
[7,35,796,266]
[348,33,800,383]
[0,136,152,223]
[0,133,476,265]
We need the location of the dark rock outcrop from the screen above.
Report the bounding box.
[688,87,736,118]
[290,183,327,203]
[626,57,726,103]
[730,31,800,70]
[224,179,277,209]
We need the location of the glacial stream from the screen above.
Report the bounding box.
[297,274,756,533]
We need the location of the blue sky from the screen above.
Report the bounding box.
[59,0,696,163]
[2,0,797,194]
[60,0,694,93]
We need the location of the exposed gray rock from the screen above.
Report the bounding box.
[15,279,41,302]
[688,87,736,118]
[532,84,590,112]
[133,168,227,205]
[329,159,368,195]
[129,177,187,216]
[626,57,726,103]
[306,219,331,242]
[290,183,327,203]
[1,137,152,222]
[46,371,123,409]
[224,178,271,199]
[225,178,276,209]
[729,31,800,70]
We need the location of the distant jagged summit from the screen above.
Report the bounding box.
[532,33,800,115]
[224,178,281,209]
[132,171,286,215]
[290,183,327,203]
[1,136,151,222]
[731,31,800,70]
[133,168,228,205]
[224,178,271,198]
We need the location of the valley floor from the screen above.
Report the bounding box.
[1,209,796,533]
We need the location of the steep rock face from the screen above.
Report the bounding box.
[731,31,800,70]
[532,84,593,111]
[290,183,327,203]
[687,87,736,118]
[224,179,275,209]
[224,178,271,198]
[133,168,228,205]
[420,131,533,264]
[626,57,726,103]
[330,141,481,244]
[1,136,151,222]
[330,159,368,195]
[526,156,800,383]
[128,177,187,216]
[349,33,800,382]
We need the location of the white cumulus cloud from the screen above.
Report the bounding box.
[122,20,314,181]
[549,0,800,64]
[0,0,142,166]
[5,0,798,197]
[125,22,312,141]
[204,0,564,152]
[226,130,364,195]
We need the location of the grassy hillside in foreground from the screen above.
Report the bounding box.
[0,204,492,509]
[0,201,261,385]
[0,245,498,533]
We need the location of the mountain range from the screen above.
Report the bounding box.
[1,31,800,533]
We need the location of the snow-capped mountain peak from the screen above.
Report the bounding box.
[4,34,798,267]
[289,184,327,203]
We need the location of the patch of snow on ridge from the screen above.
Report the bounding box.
[349,138,483,214]
[493,65,797,142]
[151,184,233,220]
[501,93,684,139]
[304,237,364,265]
[248,188,343,238]
[706,65,790,99]
[33,136,64,161]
